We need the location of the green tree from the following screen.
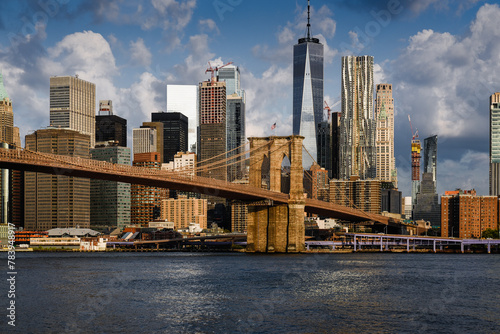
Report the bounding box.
[481,228,500,239]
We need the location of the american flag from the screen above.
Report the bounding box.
[271,122,276,130]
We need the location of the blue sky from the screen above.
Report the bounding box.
[0,0,498,198]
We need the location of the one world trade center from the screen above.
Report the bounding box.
[293,0,324,168]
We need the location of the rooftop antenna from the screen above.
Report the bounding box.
[307,0,311,40]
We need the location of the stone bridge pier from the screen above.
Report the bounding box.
[246,136,305,253]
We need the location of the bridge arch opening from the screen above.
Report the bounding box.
[280,154,290,194]
[260,154,270,190]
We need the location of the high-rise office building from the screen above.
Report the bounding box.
[131,152,168,226]
[375,84,397,188]
[226,94,245,182]
[413,173,441,226]
[198,80,227,181]
[49,76,96,147]
[317,121,331,177]
[25,128,91,230]
[133,127,157,154]
[90,142,131,231]
[218,65,245,98]
[293,1,324,168]
[490,92,500,196]
[330,177,381,214]
[151,112,188,163]
[339,55,376,180]
[0,73,22,227]
[95,100,127,147]
[166,85,197,152]
[330,112,341,179]
[141,122,164,163]
[0,73,14,145]
[423,135,438,184]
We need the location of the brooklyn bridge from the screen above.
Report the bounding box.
[0,135,395,252]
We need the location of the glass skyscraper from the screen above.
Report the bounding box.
[423,135,438,184]
[95,100,127,147]
[151,112,188,163]
[293,2,323,168]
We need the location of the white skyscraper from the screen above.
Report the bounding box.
[50,75,96,147]
[166,85,198,152]
[133,127,157,154]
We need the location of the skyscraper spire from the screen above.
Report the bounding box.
[307,0,311,39]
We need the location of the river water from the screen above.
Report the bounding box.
[2,252,499,333]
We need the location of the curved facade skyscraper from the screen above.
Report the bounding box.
[293,1,323,168]
[339,55,376,180]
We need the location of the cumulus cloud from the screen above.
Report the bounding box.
[199,19,220,35]
[383,3,500,196]
[253,2,337,65]
[438,151,489,195]
[242,64,293,138]
[129,37,152,66]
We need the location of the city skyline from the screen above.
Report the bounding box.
[0,1,499,197]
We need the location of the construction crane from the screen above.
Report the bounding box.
[408,114,419,140]
[205,61,233,84]
[324,101,331,121]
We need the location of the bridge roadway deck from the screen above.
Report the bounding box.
[306,233,500,253]
[0,148,390,223]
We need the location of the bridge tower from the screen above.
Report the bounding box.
[247,135,305,253]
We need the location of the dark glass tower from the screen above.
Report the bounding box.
[317,121,331,176]
[151,111,188,163]
[95,100,127,147]
[293,0,324,167]
[227,95,245,182]
[96,116,127,147]
[423,135,438,184]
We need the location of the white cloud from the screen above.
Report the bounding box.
[242,64,293,138]
[199,19,220,34]
[438,151,488,195]
[129,37,152,67]
[382,3,500,197]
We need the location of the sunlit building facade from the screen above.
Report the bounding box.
[375,84,397,187]
[49,76,96,147]
[25,129,91,230]
[339,55,376,180]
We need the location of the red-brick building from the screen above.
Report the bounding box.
[441,189,498,238]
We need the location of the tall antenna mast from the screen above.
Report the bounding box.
[307,0,311,39]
